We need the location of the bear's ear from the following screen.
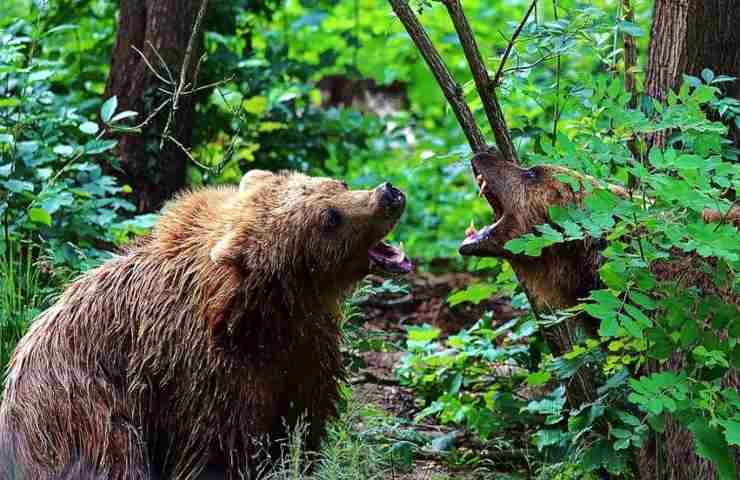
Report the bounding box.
[239,169,273,192]
[210,229,242,264]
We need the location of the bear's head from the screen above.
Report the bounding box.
[459,150,582,259]
[210,170,411,288]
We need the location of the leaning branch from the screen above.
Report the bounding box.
[493,0,538,88]
[442,0,519,163]
[388,0,486,152]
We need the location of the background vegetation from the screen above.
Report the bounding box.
[2,0,739,478]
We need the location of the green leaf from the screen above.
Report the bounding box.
[28,207,52,226]
[618,21,644,37]
[101,96,118,123]
[630,291,657,310]
[448,283,497,306]
[84,139,117,155]
[53,145,75,157]
[718,420,740,447]
[624,304,652,328]
[532,429,563,451]
[79,121,99,135]
[614,438,631,450]
[526,371,551,386]
[689,420,738,480]
[598,315,620,337]
[243,95,268,115]
[3,179,34,193]
[110,110,138,123]
[701,68,715,84]
[28,70,54,82]
[448,371,463,395]
[405,324,441,349]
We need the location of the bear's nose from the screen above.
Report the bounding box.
[377,182,405,209]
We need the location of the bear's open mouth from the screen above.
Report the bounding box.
[368,241,412,274]
[459,174,506,256]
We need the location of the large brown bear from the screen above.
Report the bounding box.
[0,170,411,480]
[460,150,740,479]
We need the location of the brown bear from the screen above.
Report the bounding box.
[459,150,740,479]
[0,170,411,480]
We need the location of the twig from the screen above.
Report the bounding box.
[131,45,173,86]
[551,0,561,147]
[388,0,486,152]
[130,98,172,130]
[147,40,174,84]
[492,0,538,88]
[502,54,555,75]
[164,134,211,171]
[623,0,641,186]
[442,0,518,163]
[159,0,211,150]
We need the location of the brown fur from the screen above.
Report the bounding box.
[0,170,406,480]
[460,151,739,479]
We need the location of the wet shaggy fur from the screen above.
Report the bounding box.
[463,151,740,479]
[0,170,405,480]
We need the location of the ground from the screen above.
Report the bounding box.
[338,268,529,480]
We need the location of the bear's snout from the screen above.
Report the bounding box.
[375,182,405,211]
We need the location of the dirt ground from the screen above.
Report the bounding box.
[348,269,528,479]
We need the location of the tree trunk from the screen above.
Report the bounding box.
[640,4,740,478]
[645,0,740,149]
[104,0,207,213]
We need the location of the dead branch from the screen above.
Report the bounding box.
[160,0,211,149]
[441,0,519,163]
[388,0,486,152]
[493,0,538,88]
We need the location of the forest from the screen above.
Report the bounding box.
[1,0,739,479]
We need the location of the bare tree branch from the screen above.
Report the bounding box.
[442,0,519,163]
[623,0,641,187]
[160,0,210,149]
[493,0,538,88]
[388,0,486,152]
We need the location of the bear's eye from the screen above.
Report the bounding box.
[324,208,343,231]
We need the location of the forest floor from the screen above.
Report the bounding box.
[346,268,529,479]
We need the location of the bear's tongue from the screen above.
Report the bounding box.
[368,241,412,274]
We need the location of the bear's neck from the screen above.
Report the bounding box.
[509,238,603,315]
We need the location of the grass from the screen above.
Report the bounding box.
[0,238,43,374]
[263,393,409,480]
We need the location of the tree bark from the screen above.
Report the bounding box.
[104,0,207,213]
[641,5,740,478]
[645,0,740,149]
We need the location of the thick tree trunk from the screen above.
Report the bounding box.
[641,4,740,478]
[645,0,740,149]
[104,0,207,213]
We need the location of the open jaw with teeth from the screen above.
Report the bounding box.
[369,240,412,274]
[459,174,506,255]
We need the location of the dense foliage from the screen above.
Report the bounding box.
[2,0,739,478]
